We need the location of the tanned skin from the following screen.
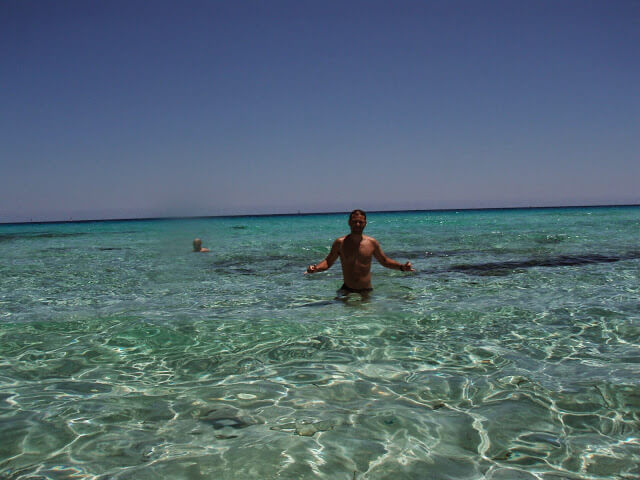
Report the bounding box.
[305,210,414,291]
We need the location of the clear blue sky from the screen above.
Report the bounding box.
[1,0,638,222]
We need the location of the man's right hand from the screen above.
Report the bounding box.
[306,264,317,274]
[400,262,415,272]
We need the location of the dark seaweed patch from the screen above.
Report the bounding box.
[449,252,640,276]
[0,232,89,242]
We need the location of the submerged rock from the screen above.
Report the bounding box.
[197,406,258,430]
[271,419,339,437]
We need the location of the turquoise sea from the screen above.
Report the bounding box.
[1,206,639,479]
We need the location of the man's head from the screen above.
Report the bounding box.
[348,209,367,234]
[193,238,203,252]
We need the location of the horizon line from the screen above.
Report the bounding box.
[1,202,639,227]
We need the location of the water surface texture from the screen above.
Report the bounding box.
[1,207,639,479]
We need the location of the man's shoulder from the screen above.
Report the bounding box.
[363,235,378,244]
[329,236,346,254]
[331,236,346,248]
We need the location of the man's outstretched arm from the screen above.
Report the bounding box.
[373,240,415,272]
[306,239,341,274]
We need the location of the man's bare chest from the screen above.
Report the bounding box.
[341,240,374,262]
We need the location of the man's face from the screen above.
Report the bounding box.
[349,213,366,234]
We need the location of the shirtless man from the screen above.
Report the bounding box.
[305,209,414,293]
[193,238,210,252]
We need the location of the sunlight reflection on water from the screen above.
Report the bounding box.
[1,207,639,479]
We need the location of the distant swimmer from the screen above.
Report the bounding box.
[193,238,210,253]
[305,209,414,294]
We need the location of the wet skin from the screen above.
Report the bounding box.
[306,213,413,290]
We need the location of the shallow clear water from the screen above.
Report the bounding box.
[1,207,639,479]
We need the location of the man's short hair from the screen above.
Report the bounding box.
[349,209,366,220]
